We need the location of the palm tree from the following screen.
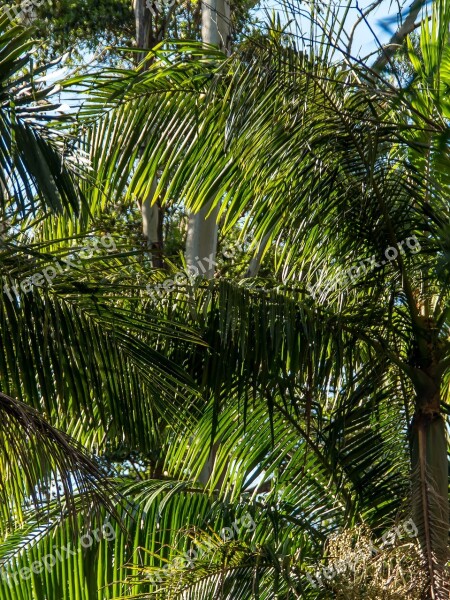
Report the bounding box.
[0,11,125,529]
[0,1,449,599]
[0,14,203,598]
[66,0,449,597]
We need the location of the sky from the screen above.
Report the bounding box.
[256,0,416,62]
[38,0,417,109]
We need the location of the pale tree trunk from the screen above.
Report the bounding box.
[185,208,219,279]
[201,0,230,50]
[134,0,154,56]
[245,232,271,277]
[198,441,219,486]
[142,179,165,269]
[134,0,165,268]
[185,0,230,280]
[195,0,230,485]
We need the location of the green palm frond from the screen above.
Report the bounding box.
[0,391,119,535]
[0,1,449,598]
[0,268,200,454]
[0,14,87,215]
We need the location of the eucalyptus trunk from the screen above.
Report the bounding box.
[134,0,165,268]
[142,178,165,269]
[245,232,271,277]
[193,0,231,484]
[134,0,155,56]
[185,0,230,278]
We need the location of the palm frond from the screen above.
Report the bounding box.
[0,15,86,215]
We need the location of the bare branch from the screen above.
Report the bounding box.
[371,0,426,72]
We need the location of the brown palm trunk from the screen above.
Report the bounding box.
[410,343,449,599]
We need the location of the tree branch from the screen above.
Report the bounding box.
[371,0,426,72]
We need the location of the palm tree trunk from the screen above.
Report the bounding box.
[411,369,449,599]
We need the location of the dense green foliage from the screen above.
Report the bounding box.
[0,0,449,598]
[10,0,261,61]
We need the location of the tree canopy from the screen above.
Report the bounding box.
[0,0,449,598]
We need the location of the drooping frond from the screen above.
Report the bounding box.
[0,391,119,533]
[0,14,87,215]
